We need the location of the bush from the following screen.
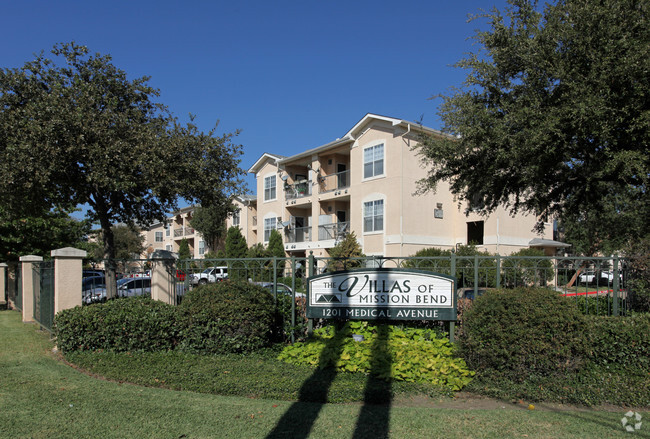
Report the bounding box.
[178,280,279,353]
[501,248,553,287]
[585,313,650,370]
[459,288,588,381]
[54,297,181,353]
[278,322,474,391]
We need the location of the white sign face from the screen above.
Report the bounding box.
[307,269,456,321]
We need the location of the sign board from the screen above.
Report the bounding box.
[306,268,456,321]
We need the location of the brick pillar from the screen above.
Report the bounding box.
[150,250,176,305]
[51,247,87,313]
[20,255,43,323]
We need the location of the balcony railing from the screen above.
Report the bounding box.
[318,221,350,241]
[174,227,195,238]
[252,216,257,226]
[284,180,312,200]
[285,226,312,243]
[319,170,350,193]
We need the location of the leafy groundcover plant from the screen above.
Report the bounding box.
[277,321,474,391]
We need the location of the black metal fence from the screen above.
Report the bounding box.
[32,261,54,331]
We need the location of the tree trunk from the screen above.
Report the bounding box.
[99,213,118,300]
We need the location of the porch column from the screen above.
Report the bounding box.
[150,249,176,305]
[51,247,86,313]
[19,255,42,323]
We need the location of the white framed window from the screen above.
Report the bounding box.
[165,224,170,237]
[198,240,206,255]
[264,175,277,201]
[165,244,173,251]
[363,199,384,233]
[233,209,240,226]
[363,143,384,179]
[155,231,163,242]
[264,216,280,242]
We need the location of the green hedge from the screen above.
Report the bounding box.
[459,288,589,381]
[178,280,279,353]
[54,297,181,353]
[585,313,650,370]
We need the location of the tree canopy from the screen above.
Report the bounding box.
[86,224,145,261]
[417,0,649,252]
[0,43,246,293]
[190,202,232,252]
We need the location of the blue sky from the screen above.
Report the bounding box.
[2,0,509,200]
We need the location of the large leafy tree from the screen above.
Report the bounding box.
[417,0,649,252]
[0,206,90,261]
[87,224,145,261]
[190,202,233,252]
[0,43,246,296]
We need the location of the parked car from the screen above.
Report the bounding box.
[83,270,104,278]
[189,267,228,285]
[84,277,152,304]
[253,282,306,298]
[579,270,622,284]
[82,275,105,291]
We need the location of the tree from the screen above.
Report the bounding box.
[190,202,233,252]
[178,238,191,261]
[417,0,649,252]
[267,229,285,278]
[0,206,89,261]
[88,224,145,261]
[327,232,365,272]
[225,226,248,259]
[0,43,246,297]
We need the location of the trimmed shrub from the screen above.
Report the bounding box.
[54,297,181,353]
[459,288,588,381]
[178,280,278,353]
[501,248,553,287]
[585,313,650,370]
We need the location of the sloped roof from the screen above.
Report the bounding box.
[247,153,285,174]
[529,238,571,248]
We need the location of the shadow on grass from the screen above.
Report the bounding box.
[352,324,392,439]
[265,324,346,439]
[266,323,394,439]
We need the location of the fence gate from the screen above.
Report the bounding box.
[32,261,55,331]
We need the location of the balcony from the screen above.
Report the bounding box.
[319,170,350,193]
[318,221,350,241]
[174,227,195,238]
[284,180,312,200]
[285,226,312,243]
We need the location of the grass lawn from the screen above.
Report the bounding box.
[1,310,647,439]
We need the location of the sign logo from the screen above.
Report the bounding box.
[307,268,456,321]
[621,411,642,433]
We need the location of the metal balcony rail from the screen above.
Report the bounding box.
[285,226,312,243]
[319,170,350,193]
[318,221,349,241]
[284,180,312,200]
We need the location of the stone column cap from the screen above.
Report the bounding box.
[19,255,44,262]
[51,247,87,258]
[0,263,7,267]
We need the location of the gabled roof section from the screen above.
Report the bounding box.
[248,153,285,174]
[344,113,449,140]
[276,137,354,165]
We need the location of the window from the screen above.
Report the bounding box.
[233,209,240,226]
[363,143,384,179]
[264,217,280,241]
[467,221,484,245]
[264,175,276,201]
[198,240,205,255]
[165,224,170,237]
[155,231,163,242]
[363,200,384,232]
[165,244,172,251]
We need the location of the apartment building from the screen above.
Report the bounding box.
[244,113,559,259]
[143,113,562,260]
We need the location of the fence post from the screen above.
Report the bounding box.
[51,247,86,314]
[474,254,479,298]
[0,263,6,308]
[19,255,42,323]
[496,255,501,288]
[150,250,175,305]
[307,251,315,337]
[613,255,620,317]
